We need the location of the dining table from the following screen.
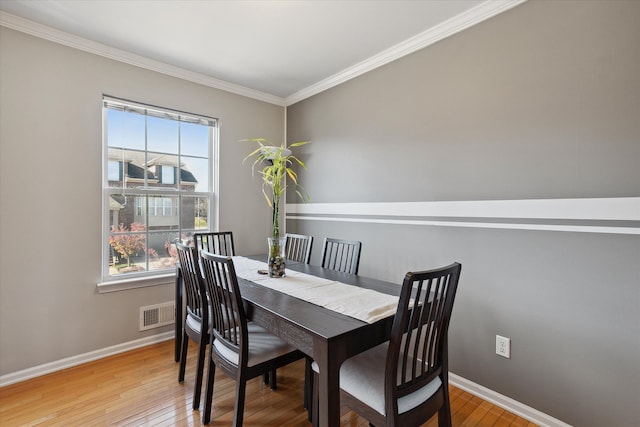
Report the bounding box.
[175,254,402,427]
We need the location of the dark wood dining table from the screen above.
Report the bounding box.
[175,255,401,427]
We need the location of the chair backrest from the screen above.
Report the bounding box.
[385,262,462,417]
[321,237,362,274]
[176,242,208,324]
[285,233,313,264]
[199,251,247,362]
[194,231,235,256]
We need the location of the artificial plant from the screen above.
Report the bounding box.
[242,138,310,240]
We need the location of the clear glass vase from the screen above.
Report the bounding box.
[267,236,286,278]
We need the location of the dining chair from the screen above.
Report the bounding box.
[174,234,222,363]
[176,242,210,410]
[200,252,305,426]
[193,230,284,389]
[193,231,235,256]
[321,237,362,274]
[312,262,462,427]
[285,233,313,264]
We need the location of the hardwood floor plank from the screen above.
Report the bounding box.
[460,400,494,427]
[477,406,506,427]
[492,410,518,427]
[0,340,536,426]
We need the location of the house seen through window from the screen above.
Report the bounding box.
[102,96,217,281]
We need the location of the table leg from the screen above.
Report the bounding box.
[315,343,343,427]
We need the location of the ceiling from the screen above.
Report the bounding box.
[0,0,524,105]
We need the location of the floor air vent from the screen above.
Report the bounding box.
[140,302,175,331]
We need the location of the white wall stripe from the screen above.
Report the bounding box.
[286,198,640,235]
[286,215,639,235]
[287,198,640,220]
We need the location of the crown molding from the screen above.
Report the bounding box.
[284,0,528,106]
[0,11,286,107]
[1,0,527,107]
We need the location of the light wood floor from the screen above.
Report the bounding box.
[0,340,536,426]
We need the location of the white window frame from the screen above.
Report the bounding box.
[99,96,218,292]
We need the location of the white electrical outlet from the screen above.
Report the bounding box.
[496,335,511,358]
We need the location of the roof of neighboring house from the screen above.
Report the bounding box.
[117,161,197,185]
[126,162,155,180]
[180,168,197,183]
[109,195,124,210]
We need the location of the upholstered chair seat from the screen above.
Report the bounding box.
[213,323,299,367]
[313,342,443,416]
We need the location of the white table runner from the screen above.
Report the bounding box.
[231,256,399,323]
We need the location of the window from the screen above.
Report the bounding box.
[161,165,175,184]
[102,96,217,284]
[108,160,121,181]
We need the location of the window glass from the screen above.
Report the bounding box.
[181,156,209,192]
[108,160,120,181]
[107,109,145,150]
[148,115,178,154]
[181,121,209,157]
[161,165,175,185]
[181,195,209,231]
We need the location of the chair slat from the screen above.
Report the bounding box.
[194,231,235,256]
[285,233,313,264]
[321,237,361,275]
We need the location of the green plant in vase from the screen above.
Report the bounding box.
[243,138,310,277]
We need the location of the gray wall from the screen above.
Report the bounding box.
[0,27,281,375]
[286,1,640,426]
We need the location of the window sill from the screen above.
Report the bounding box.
[97,272,176,293]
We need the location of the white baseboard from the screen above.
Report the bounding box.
[0,334,570,427]
[449,372,572,427]
[0,331,173,387]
